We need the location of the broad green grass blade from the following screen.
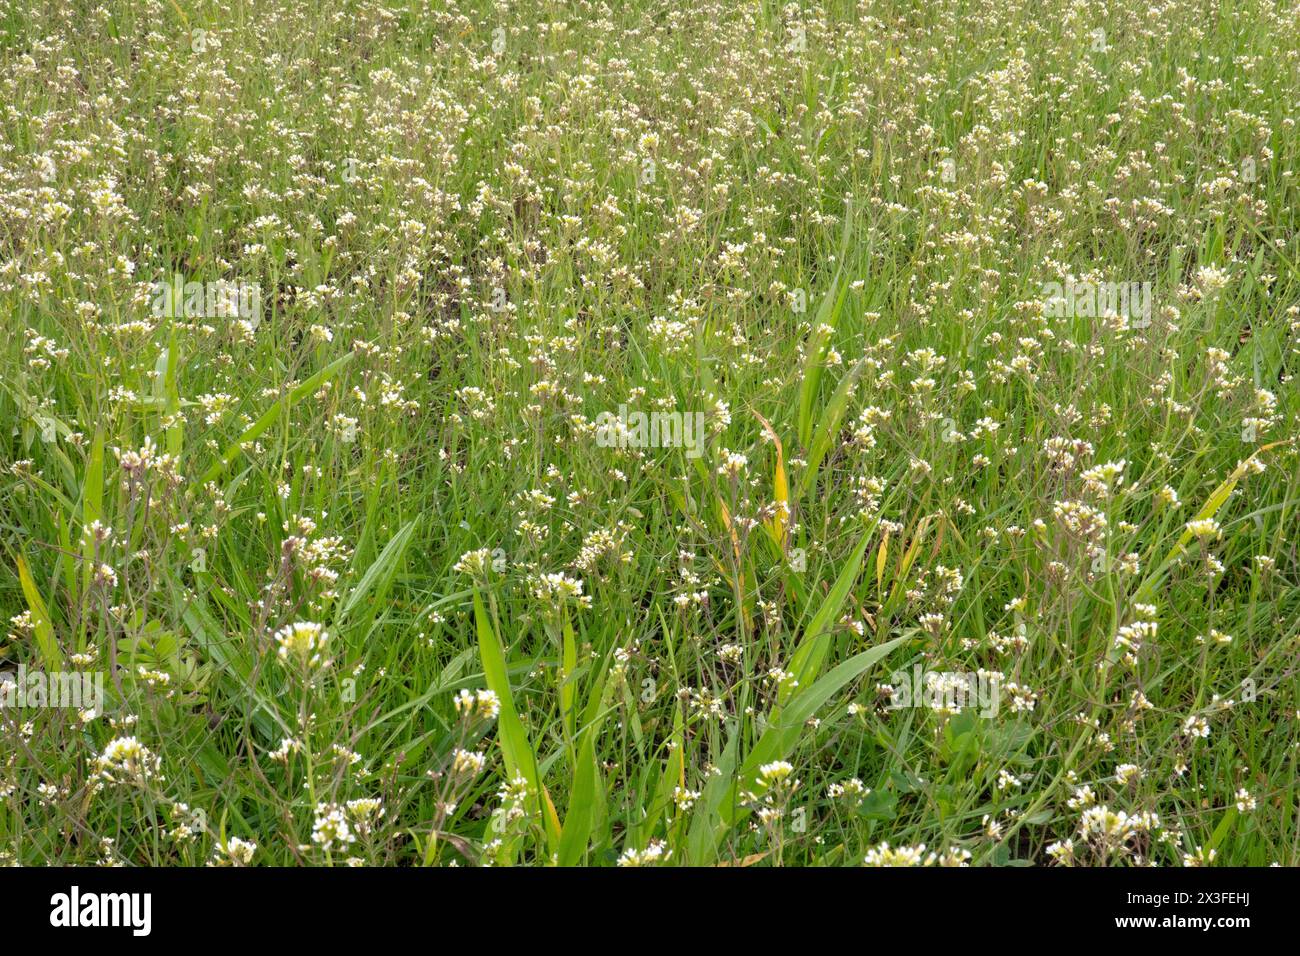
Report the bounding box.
[472,589,561,852]
[784,523,875,701]
[340,517,417,623]
[199,351,354,485]
[16,553,62,669]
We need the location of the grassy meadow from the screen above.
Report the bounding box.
[2,0,1299,866]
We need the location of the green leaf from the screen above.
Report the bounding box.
[339,518,417,623]
[703,637,904,845]
[856,788,899,821]
[801,356,866,496]
[180,594,285,740]
[686,721,740,865]
[796,277,850,447]
[735,637,906,807]
[16,554,61,670]
[1208,806,1238,853]
[80,428,105,597]
[160,328,183,457]
[472,590,560,852]
[785,525,875,700]
[199,351,354,485]
[557,728,601,866]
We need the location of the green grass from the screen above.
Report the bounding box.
[1,0,1298,866]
